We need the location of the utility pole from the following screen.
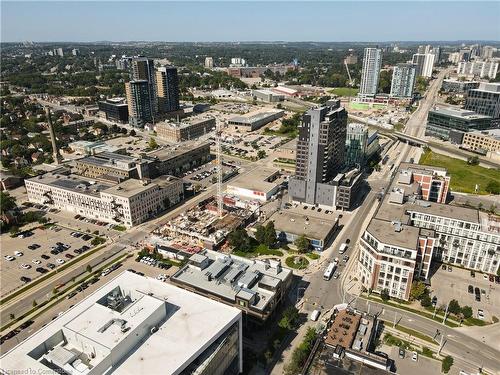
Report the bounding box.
[393,313,397,328]
[442,301,449,325]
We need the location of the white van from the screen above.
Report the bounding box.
[339,243,348,254]
[310,309,320,321]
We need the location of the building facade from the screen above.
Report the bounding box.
[359,48,382,98]
[74,152,150,182]
[345,123,368,167]
[156,66,180,113]
[149,142,211,177]
[457,60,499,79]
[461,130,500,154]
[289,100,352,208]
[441,79,480,94]
[130,57,158,115]
[98,98,129,123]
[125,80,154,128]
[25,174,183,227]
[426,107,492,142]
[412,53,434,78]
[357,163,499,301]
[155,116,215,142]
[465,82,500,125]
[390,63,417,98]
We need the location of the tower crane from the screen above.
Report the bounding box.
[215,122,224,218]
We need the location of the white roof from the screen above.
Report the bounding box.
[1,272,241,375]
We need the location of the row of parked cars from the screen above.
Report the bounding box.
[136,256,172,270]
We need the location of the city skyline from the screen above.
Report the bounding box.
[1,1,500,42]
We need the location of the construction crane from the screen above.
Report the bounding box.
[215,123,224,218]
[344,60,354,87]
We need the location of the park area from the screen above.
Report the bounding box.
[347,101,387,111]
[419,150,500,195]
[328,87,359,97]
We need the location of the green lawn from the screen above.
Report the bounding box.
[328,87,359,97]
[348,102,387,111]
[419,150,500,194]
[285,256,309,269]
[232,244,284,258]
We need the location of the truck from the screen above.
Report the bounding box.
[323,259,339,280]
[338,243,348,254]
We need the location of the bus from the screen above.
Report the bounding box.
[339,243,348,254]
[323,260,338,280]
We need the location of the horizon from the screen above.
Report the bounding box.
[2,1,500,43]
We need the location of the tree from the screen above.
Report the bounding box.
[0,191,17,214]
[278,306,299,330]
[448,299,461,315]
[442,355,454,374]
[294,235,310,253]
[420,294,432,308]
[409,281,427,301]
[264,221,277,247]
[485,180,500,195]
[255,224,266,244]
[228,228,253,252]
[461,305,473,319]
[149,137,158,149]
[86,265,92,273]
[380,288,390,302]
[378,70,392,94]
[257,150,267,159]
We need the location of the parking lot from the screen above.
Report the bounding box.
[0,226,95,296]
[211,132,287,160]
[382,344,441,375]
[429,265,500,322]
[182,161,238,188]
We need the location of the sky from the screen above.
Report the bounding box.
[1,1,500,43]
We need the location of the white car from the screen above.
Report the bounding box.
[412,351,418,361]
[483,274,489,280]
[20,263,31,269]
[4,255,15,261]
[477,309,485,320]
[56,258,65,265]
[14,251,23,257]
[32,259,42,265]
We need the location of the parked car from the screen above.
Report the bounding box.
[65,254,74,259]
[483,274,489,280]
[477,309,485,320]
[14,251,23,257]
[36,267,48,273]
[447,266,452,272]
[66,291,77,299]
[489,275,495,283]
[468,285,474,294]
[470,270,475,278]
[4,255,15,261]
[412,351,418,362]
[47,263,56,270]
[442,264,447,270]
[32,259,41,265]
[41,254,50,260]
[399,347,405,359]
[20,263,31,269]
[20,276,31,283]
[56,259,65,265]
[431,296,438,306]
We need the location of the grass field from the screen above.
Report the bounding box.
[348,102,387,111]
[419,150,500,194]
[329,87,359,97]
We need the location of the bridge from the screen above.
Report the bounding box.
[393,132,428,146]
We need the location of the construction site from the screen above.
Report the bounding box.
[154,195,260,250]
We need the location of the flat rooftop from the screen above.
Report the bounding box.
[366,218,421,250]
[430,106,491,120]
[102,176,180,198]
[1,271,241,375]
[228,108,284,125]
[27,173,113,197]
[156,115,215,130]
[76,152,142,170]
[268,209,339,241]
[227,167,281,193]
[148,141,209,161]
[171,250,291,314]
